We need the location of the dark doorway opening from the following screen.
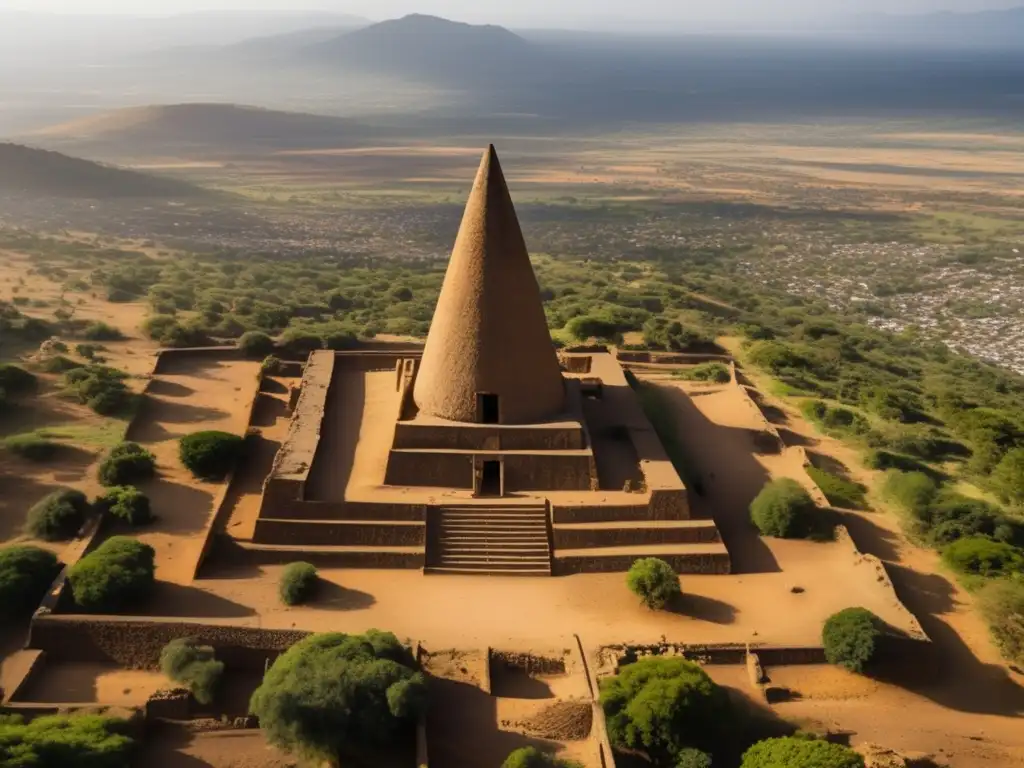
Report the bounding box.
[480,461,502,497]
[478,393,500,424]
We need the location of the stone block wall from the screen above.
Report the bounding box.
[252,519,426,547]
[554,549,730,575]
[393,422,585,451]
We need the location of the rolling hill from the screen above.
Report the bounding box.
[0,144,201,198]
[26,104,373,154]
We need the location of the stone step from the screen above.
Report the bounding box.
[439,513,547,521]
[425,566,552,576]
[440,545,551,555]
[439,535,549,544]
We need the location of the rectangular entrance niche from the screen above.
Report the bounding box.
[477,393,500,424]
[479,460,502,497]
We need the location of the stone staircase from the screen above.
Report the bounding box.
[426,504,552,576]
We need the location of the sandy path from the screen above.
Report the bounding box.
[222,379,293,540]
[15,662,169,705]
[128,358,260,584]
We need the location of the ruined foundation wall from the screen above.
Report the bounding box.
[393,422,585,451]
[253,519,426,547]
[29,616,309,670]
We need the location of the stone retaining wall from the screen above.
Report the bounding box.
[252,519,426,547]
[554,550,730,575]
[28,616,309,670]
[552,523,720,549]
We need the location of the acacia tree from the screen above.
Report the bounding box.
[249,630,427,767]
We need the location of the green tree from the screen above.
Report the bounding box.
[942,536,1024,578]
[25,489,91,541]
[749,479,816,539]
[626,558,681,610]
[822,608,882,673]
[238,331,275,358]
[160,638,224,705]
[179,431,244,481]
[69,536,155,613]
[740,736,864,768]
[0,545,61,619]
[249,631,427,767]
[598,656,729,763]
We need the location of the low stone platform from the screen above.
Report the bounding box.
[554,542,731,575]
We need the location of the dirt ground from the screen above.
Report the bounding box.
[125,356,261,584]
[135,726,297,768]
[14,662,169,705]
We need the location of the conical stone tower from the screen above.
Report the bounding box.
[414,145,566,425]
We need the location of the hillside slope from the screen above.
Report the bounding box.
[28,103,370,154]
[0,143,201,198]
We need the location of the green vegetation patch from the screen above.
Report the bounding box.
[0,545,61,619]
[179,431,244,481]
[3,434,60,462]
[822,607,883,674]
[160,638,224,705]
[98,442,156,487]
[25,489,91,541]
[0,713,136,768]
[95,486,153,526]
[806,466,867,510]
[502,747,583,768]
[740,736,864,768]
[279,562,319,606]
[69,535,155,613]
[673,362,731,384]
[750,478,817,539]
[249,631,427,766]
[626,557,681,610]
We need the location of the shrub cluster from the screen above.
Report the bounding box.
[98,441,156,486]
[749,478,816,539]
[0,713,136,768]
[95,486,153,526]
[279,562,319,606]
[502,747,582,768]
[179,430,244,480]
[249,631,427,765]
[942,536,1024,579]
[674,362,731,384]
[63,365,132,416]
[238,330,275,358]
[626,558,680,610]
[0,545,61,618]
[25,488,91,541]
[40,354,84,373]
[69,536,155,613]
[599,656,730,762]
[260,355,285,375]
[160,638,225,705]
[82,321,125,341]
[3,434,59,461]
[822,607,882,673]
[800,400,871,438]
[740,736,864,768]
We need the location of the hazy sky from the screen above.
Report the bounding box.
[1,0,1021,27]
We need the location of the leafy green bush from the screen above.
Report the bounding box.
[806,466,866,509]
[822,607,882,673]
[502,747,582,768]
[160,638,224,705]
[0,545,61,618]
[279,328,323,357]
[95,486,152,526]
[179,431,244,480]
[881,471,939,516]
[238,331,275,358]
[740,736,864,768]
[800,401,871,437]
[942,536,1024,578]
[25,489,91,541]
[260,355,285,375]
[0,712,135,767]
[3,434,59,461]
[978,579,1024,666]
[249,631,427,765]
[69,536,155,613]
[626,558,681,610]
[675,749,713,768]
[82,322,125,341]
[674,362,731,384]
[63,365,132,416]
[0,363,37,395]
[98,442,156,486]
[750,478,816,539]
[76,343,103,360]
[924,493,1024,547]
[279,562,319,606]
[863,449,934,476]
[599,656,729,761]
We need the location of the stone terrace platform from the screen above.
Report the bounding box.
[232,348,729,576]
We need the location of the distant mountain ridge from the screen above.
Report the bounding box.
[0,143,200,198]
[840,6,1024,46]
[298,14,543,86]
